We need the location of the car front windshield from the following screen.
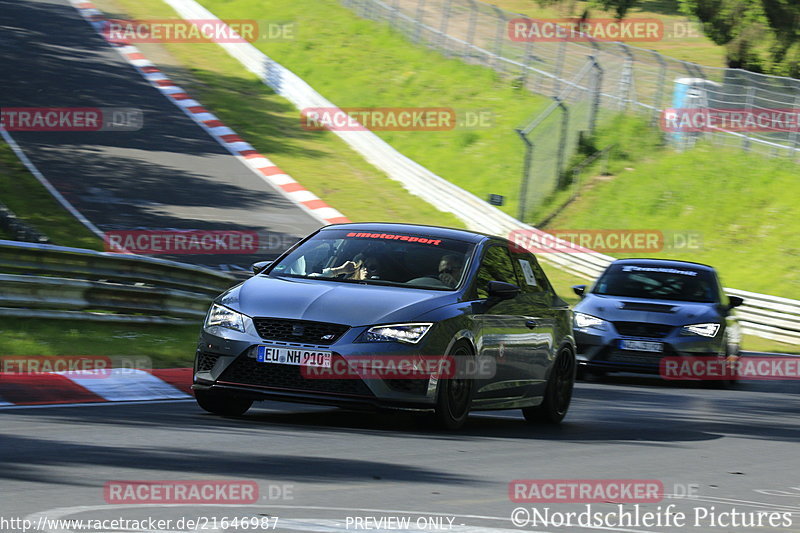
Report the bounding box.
[267,229,475,290]
[592,264,718,303]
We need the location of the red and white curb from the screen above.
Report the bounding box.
[0,368,193,406]
[69,0,350,226]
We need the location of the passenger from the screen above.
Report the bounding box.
[438,254,464,288]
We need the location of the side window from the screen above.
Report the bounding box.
[510,251,550,293]
[475,245,519,299]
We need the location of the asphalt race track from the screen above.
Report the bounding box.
[1,375,799,532]
[0,0,322,270]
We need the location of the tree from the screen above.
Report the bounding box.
[679,0,800,76]
[533,0,639,19]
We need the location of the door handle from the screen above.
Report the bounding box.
[525,319,538,329]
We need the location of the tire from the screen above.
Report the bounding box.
[523,348,575,424]
[195,389,253,416]
[433,342,475,430]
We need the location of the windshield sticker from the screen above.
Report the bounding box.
[346,232,442,245]
[518,259,537,286]
[621,266,698,276]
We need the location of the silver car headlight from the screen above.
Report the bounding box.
[204,303,247,333]
[361,323,432,344]
[681,323,720,337]
[574,312,607,330]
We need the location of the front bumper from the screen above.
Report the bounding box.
[575,325,725,375]
[194,323,442,410]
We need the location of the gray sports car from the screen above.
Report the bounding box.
[193,223,576,429]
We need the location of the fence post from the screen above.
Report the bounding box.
[742,85,755,152]
[491,5,506,74]
[438,0,453,53]
[617,44,634,110]
[555,99,570,189]
[390,0,401,28]
[516,129,534,222]
[652,50,667,126]
[790,91,800,162]
[464,0,478,60]
[588,54,603,134]
[520,17,535,89]
[553,40,567,95]
[414,0,427,42]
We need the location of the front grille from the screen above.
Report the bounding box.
[613,321,674,338]
[218,354,374,397]
[253,318,349,345]
[196,352,220,372]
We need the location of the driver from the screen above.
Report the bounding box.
[321,253,382,280]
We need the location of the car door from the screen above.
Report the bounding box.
[470,243,535,403]
[509,249,558,398]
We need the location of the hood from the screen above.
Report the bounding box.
[574,294,722,325]
[218,275,457,326]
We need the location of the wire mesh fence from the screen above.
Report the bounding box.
[342,0,800,220]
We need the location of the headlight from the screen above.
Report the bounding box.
[681,323,720,337]
[360,323,432,344]
[574,312,606,330]
[204,303,246,333]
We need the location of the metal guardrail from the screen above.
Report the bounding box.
[153,0,800,346]
[0,240,238,324]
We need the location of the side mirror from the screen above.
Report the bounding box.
[487,280,520,300]
[572,285,587,297]
[728,296,744,309]
[251,260,273,275]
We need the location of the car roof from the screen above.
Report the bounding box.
[610,258,716,272]
[321,222,493,244]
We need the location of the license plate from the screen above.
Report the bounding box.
[619,339,663,353]
[256,346,332,368]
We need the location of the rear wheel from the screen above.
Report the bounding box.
[195,389,253,416]
[433,342,475,430]
[523,348,575,424]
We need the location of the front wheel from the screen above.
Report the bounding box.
[523,348,575,424]
[433,342,475,430]
[195,389,253,416]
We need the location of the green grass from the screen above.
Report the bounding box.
[92,0,463,228]
[0,319,201,367]
[112,0,553,219]
[545,115,800,300]
[0,142,102,250]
